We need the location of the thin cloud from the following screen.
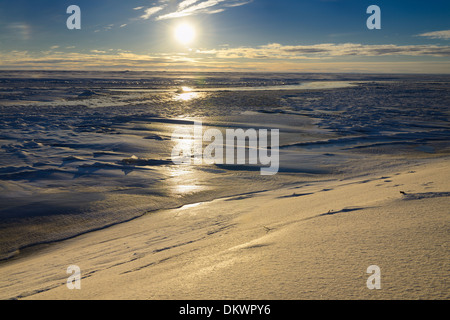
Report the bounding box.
[2,48,450,73]
[141,6,165,20]
[178,0,202,10]
[197,43,450,59]
[0,50,200,70]
[157,0,226,20]
[224,1,252,8]
[7,23,31,40]
[137,0,252,21]
[417,30,450,40]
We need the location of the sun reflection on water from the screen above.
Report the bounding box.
[166,162,205,195]
[174,184,203,194]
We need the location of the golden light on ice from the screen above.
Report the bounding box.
[175,86,199,101]
[181,86,193,92]
[177,92,198,101]
[175,23,196,45]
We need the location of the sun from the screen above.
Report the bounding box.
[174,23,196,45]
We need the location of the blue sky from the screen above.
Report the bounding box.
[1,0,449,72]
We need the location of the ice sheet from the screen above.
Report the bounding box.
[1,71,449,260]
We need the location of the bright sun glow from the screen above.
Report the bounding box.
[175,23,196,45]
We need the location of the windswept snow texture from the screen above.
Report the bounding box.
[0,71,449,260]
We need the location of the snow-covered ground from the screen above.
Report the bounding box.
[0,71,449,265]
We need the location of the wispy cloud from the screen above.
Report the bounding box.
[141,6,165,20]
[7,23,31,41]
[137,0,252,21]
[224,1,252,8]
[157,0,226,20]
[0,50,200,70]
[2,46,450,73]
[416,30,450,40]
[179,0,202,11]
[197,43,450,59]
